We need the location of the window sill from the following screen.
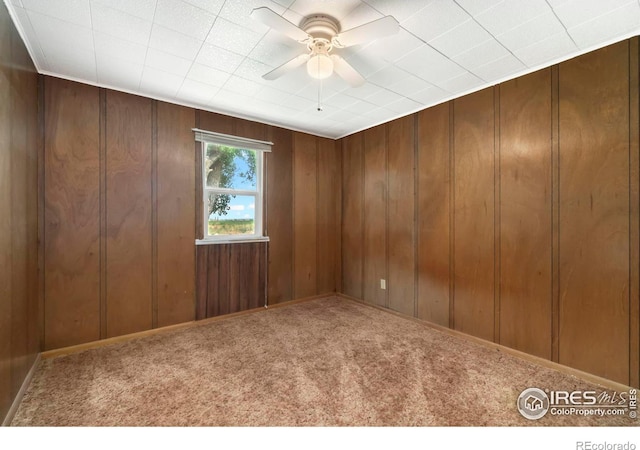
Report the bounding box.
[195,236,270,246]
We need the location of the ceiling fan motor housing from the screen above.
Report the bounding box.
[301,15,340,41]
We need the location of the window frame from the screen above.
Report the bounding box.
[194,129,271,245]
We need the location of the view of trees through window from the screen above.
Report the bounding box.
[204,143,258,236]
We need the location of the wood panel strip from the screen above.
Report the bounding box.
[293,132,318,298]
[44,78,101,350]
[341,134,364,299]
[229,244,242,313]
[317,137,339,294]
[558,41,630,384]
[1,47,13,417]
[218,244,230,316]
[453,88,495,341]
[238,244,251,311]
[493,86,501,343]
[315,136,320,297]
[198,111,235,135]
[10,67,28,398]
[37,75,45,350]
[499,70,553,359]
[235,119,267,142]
[257,242,266,308]
[206,245,221,317]
[25,69,39,369]
[259,242,267,307]
[629,37,639,388]
[10,67,29,399]
[334,140,343,295]
[156,102,196,327]
[151,100,158,329]
[384,126,389,309]
[195,111,203,241]
[551,65,560,363]
[449,102,455,329]
[248,243,260,309]
[363,125,387,307]
[413,114,419,318]
[266,127,293,304]
[195,245,208,320]
[387,116,415,317]
[99,88,107,340]
[416,104,450,327]
[208,244,222,317]
[105,91,153,338]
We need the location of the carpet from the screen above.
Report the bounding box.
[10,297,637,426]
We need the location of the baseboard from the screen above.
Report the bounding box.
[336,293,634,393]
[265,292,336,309]
[2,353,41,427]
[42,293,337,359]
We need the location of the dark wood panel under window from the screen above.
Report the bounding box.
[156,102,196,327]
[453,88,496,342]
[105,91,153,338]
[44,78,101,349]
[558,41,630,384]
[362,125,387,307]
[499,70,553,360]
[417,104,450,327]
[196,242,266,319]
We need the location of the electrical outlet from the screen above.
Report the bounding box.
[380,279,386,290]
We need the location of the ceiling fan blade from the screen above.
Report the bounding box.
[250,7,309,42]
[333,16,399,48]
[263,54,310,80]
[330,55,365,87]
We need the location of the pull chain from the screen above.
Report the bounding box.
[317,78,323,112]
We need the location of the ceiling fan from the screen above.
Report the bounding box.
[250,7,400,88]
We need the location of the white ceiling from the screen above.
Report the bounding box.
[5,0,640,139]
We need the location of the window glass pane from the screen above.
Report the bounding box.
[206,193,256,236]
[204,143,257,190]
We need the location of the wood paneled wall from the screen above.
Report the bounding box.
[42,80,341,349]
[43,79,196,349]
[557,42,633,384]
[341,38,640,387]
[0,1,40,422]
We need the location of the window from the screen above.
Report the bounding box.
[194,129,271,243]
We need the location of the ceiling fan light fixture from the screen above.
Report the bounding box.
[252,7,399,87]
[307,53,334,79]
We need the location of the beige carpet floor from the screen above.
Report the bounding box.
[11,297,637,426]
